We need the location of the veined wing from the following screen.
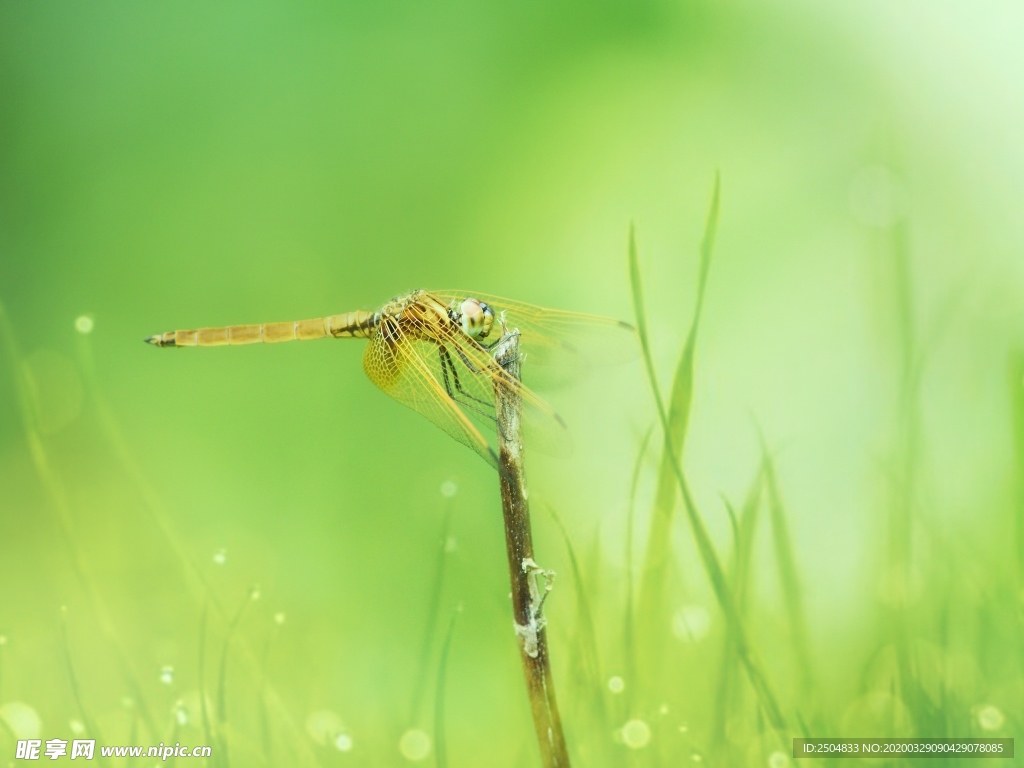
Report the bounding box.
[411,311,572,457]
[361,312,571,467]
[430,290,638,368]
[363,315,497,469]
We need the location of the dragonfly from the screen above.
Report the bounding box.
[146,289,635,469]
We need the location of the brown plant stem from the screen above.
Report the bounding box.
[492,330,570,768]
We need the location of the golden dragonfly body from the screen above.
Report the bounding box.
[146,289,634,468]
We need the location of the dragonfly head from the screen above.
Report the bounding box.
[458,298,495,340]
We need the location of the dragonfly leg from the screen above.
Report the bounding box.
[438,344,455,397]
[448,342,520,441]
[454,342,521,377]
[452,345,486,373]
[437,346,507,438]
[437,347,492,406]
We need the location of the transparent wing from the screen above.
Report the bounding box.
[410,312,572,457]
[430,290,638,368]
[363,317,498,469]
[362,313,571,468]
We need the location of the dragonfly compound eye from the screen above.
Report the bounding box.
[459,299,494,339]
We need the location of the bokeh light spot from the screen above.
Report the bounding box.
[399,729,431,761]
[977,705,1005,731]
[0,702,43,740]
[621,719,651,749]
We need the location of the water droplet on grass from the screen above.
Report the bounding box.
[768,750,791,768]
[178,691,211,724]
[213,548,226,565]
[75,315,94,334]
[440,480,458,498]
[274,612,286,625]
[160,666,174,685]
[607,676,625,693]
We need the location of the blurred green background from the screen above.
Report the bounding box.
[2,1,1022,766]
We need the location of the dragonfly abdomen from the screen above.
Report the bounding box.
[325,310,377,338]
[145,311,376,347]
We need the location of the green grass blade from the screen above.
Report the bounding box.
[198,604,217,766]
[890,222,917,579]
[60,613,106,764]
[629,217,788,732]
[732,476,763,612]
[0,624,5,701]
[1011,352,1024,588]
[624,427,654,708]
[410,502,456,725]
[760,436,815,695]
[216,591,256,768]
[886,223,935,735]
[60,609,113,768]
[434,606,460,768]
[547,504,607,733]
[259,616,284,763]
[74,333,323,768]
[75,334,228,617]
[0,300,160,742]
[637,174,721,638]
[711,463,764,751]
